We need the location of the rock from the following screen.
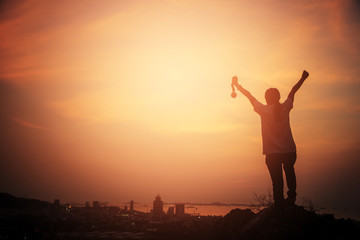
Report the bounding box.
[215,208,255,239]
[217,204,360,240]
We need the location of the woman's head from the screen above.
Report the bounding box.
[265,88,280,105]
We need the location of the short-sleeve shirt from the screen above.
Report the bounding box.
[252,98,296,155]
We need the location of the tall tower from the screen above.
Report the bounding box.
[175,203,185,217]
[130,200,134,212]
[153,194,164,219]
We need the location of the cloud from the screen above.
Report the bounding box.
[12,117,47,130]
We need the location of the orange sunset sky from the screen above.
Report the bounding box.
[1,0,360,208]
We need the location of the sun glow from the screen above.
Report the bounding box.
[1,0,360,207]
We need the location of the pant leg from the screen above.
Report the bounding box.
[266,154,284,206]
[282,152,297,201]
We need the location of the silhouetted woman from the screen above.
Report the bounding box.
[232,70,309,214]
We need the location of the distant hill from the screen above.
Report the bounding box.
[0,192,52,209]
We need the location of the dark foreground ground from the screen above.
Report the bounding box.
[1,193,359,240]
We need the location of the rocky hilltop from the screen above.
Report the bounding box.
[216,204,360,240]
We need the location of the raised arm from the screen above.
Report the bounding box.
[287,70,309,101]
[232,76,257,104]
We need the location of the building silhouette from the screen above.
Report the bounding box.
[93,201,101,208]
[152,194,164,219]
[130,200,134,212]
[167,206,175,216]
[175,203,185,217]
[53,199,60,206]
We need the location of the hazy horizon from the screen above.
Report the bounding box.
[1,0,360,209]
